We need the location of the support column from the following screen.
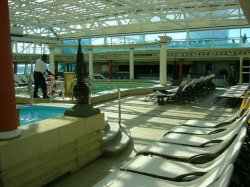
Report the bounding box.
[0,0,22,139]
[159,36,172,85]
[109,60,112,79]
[239,56,243,84]
[49,47,55,75]
[13,63,18,74]
[179,58,183,82]
[88,48,93,78]
[55,62,58,78]
[129,48,134,79]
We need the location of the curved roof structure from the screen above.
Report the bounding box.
[8,0,248,39]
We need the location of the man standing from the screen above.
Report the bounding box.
[228,65,238,86]
[242,34,247,43]
[33,54,54,99]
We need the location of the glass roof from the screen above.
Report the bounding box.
[8,0,247,39]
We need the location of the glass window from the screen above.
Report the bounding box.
[91,37,104,45]
[62,39,78,45]
[81,38,91,45]
[189,30,213,48]
[62,39,77,54]
[125,35,144,44]
[166,32,186,40]
[241,28,250,44]
[106,37,112,45]
[189,30,213,40]
[145,33,164,42]
[111,36,125,45]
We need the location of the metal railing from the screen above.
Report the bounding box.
[89,73,122,126]
[27,74,33,105]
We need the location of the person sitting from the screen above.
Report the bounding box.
[33,54,55,99]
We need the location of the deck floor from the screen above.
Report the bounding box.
[42,89,240,186]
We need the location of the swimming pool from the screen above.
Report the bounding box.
[91,80,160,93]
[17,105,69,126]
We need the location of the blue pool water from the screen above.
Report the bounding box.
[17,105,69,126]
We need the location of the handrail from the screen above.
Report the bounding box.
[47,76,54,103]
[27,74,33,105]
[89,73,122,126]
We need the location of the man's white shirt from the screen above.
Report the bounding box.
[35,59,48,73]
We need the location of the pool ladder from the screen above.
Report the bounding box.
[89,73,122,126]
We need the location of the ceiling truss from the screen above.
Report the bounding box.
[8,0,248,39]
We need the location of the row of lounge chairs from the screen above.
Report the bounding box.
[94,97,250,187]
[14,74,33,87]
[145,74,216,105]
[214,84,250,105]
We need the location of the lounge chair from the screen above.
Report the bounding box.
[94,164,235,187]
[137,115,249,164]
[144,81,187,103]
[209,165,234,187]
[160,110,250,147]
[120,126,246,181]
[14,74,28,86]
[183,96,250,128]
[214,84,249,104]
[163,98,250,136]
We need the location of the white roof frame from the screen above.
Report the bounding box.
[8,0,248,39]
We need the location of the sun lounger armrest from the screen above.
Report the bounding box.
[208,128,225,135]
[186,153,214,164]
[200,140,222,147]
[174,172,205,181]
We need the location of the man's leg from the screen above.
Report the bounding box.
[33,72,39,98]
[41,77,49,98]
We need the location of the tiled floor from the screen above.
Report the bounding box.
[44,89,240,187]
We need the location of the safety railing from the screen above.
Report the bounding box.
[89,73,122,126]
[28,74,33,105]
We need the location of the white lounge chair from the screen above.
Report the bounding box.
[94,164,235,187]
[209,165,234,187]
[137,115,248,164]
[180,97,250,128]
[14,74,28,86]
[120,126,246,181]
[160,110,250,146]
[164,98,250,136]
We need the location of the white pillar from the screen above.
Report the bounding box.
[49,47,55,75]
[129,48,134,79]
[159,36,172,85]
[55,40,63,54]
[160,43,167,85]
[239,55,243,84]
[88,48,93,78]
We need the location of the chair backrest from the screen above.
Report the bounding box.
[215,97,250,127]
[209,109,250,140]
[206,126,247,170]
[14,74,27,86]
[202,115,248,155]
[181,83,190,93]
[187,127,247,186]
[19,74,29,84]
[189,164,234,187]
[209,164,234,187]
[174,81,187,94]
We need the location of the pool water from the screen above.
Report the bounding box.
[17,105,69,126]
[91,80,159,93]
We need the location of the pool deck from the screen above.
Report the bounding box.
[36,88,240,187]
